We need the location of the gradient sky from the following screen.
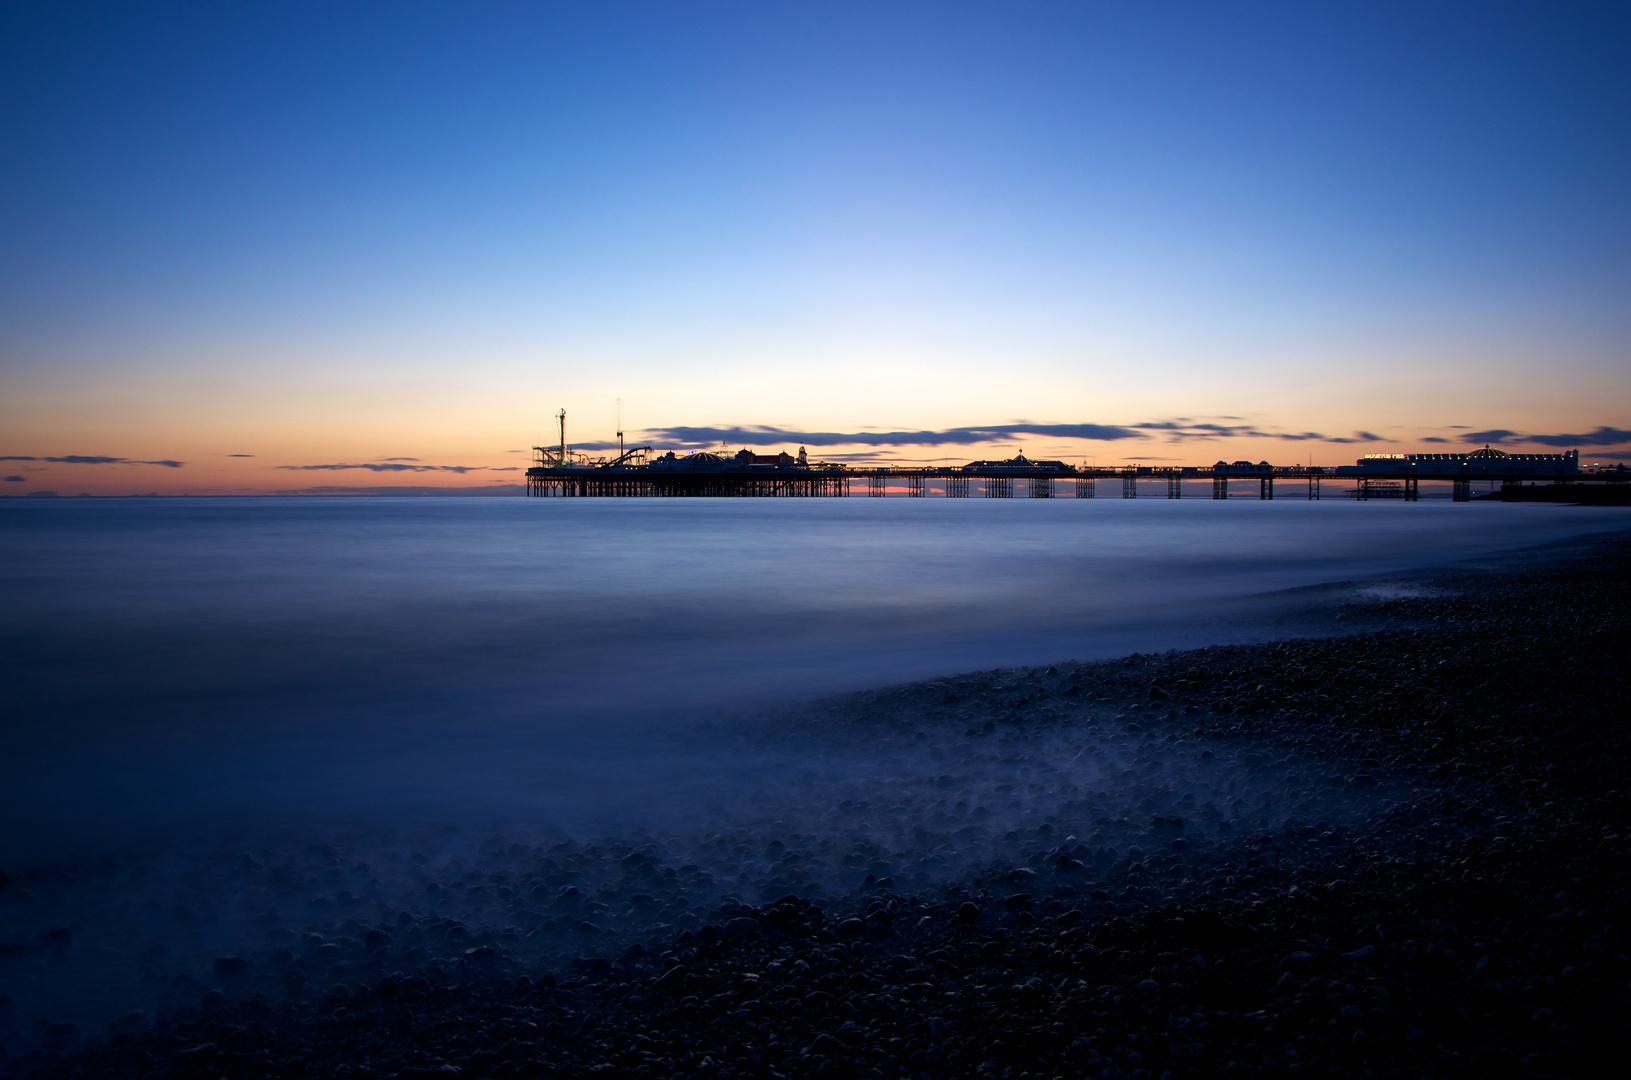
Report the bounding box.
[2,1,1628,494]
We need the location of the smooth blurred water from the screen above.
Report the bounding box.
[2,496,1627,853]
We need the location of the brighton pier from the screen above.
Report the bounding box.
[527,438,1625,502]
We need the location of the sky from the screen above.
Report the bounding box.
[2,1,1628,495]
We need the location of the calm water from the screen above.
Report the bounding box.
[2,496,1628,1038]
[2,496,1627,851]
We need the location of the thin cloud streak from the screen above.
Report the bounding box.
[1525,426,1631,447]
[643,424,1146,449]
[1463,429,1521,445]
[637,421,1393,450]
[0,455,184,467]
[275,463,489,474]
[1462,427,1630,447]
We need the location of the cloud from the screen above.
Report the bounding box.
[1523,426,1631,447]
[275,463,488,474]
[1421,437,1449,443]
[1459,427,1630,448]
[633,420,1430,450]
[1126,420,1345,443]
[381,457,420,462]
[1131,421,1257,439]
[1462,429,1521,445]
[644,423,1149,449]
[4,476,23,482]
[227,453,254,457]
[0,454,185,467]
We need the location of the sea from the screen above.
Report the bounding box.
[2,496,1629,1040]
[3,495,1627,854]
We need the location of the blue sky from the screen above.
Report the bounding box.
[2,2,1627,491]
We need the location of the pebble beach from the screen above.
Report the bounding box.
[5,528,1628,1079]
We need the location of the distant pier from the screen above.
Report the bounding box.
[527,445,1625,501]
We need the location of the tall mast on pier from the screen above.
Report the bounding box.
[556,408,567,466]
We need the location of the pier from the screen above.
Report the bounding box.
[527,444,1624,500]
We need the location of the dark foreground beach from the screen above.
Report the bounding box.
[7,530,1629,1079]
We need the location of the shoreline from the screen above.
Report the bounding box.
[10,529,1631,1078]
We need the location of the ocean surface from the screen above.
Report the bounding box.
[3,496,1627,853]
[3,496,1630,1040]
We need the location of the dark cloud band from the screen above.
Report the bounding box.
[1463,427,1630,447]
[0,455,183,467]
[639,422,1390,449]
[645,424,1145,448]
[275,463,488,474]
